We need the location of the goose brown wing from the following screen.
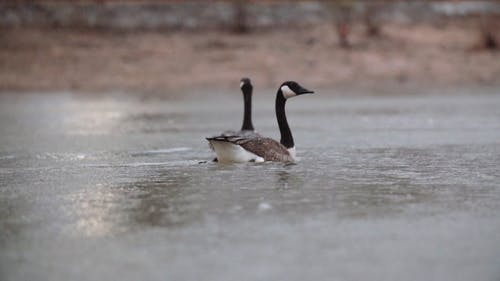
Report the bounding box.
[207,130,260,151]
[237,137,294,162]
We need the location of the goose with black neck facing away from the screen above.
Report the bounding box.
[208,78,260,161]
[207,81,314,163]
[218,77,259,137]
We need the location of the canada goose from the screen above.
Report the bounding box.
[207,81,314,163]
[218,77,259,137]
[208,78,260,162]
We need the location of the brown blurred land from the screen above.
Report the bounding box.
[1,7,499,95]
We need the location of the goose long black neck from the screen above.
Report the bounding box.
[276,90,294,148]
[241,88,254,131]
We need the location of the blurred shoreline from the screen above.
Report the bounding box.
[2,1,500,30]
[1,19,499,96]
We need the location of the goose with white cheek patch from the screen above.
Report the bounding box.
[206,81,314,163]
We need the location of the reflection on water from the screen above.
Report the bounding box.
[275,170,301,190]
[70,185,124,237]
[65,172,195,237]
[124,172,195,228]
[1,92,500,281]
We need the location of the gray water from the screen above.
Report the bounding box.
[1,90,499,281]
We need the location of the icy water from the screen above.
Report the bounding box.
[1,90,499,281]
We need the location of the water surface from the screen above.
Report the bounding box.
[1,91,499,281]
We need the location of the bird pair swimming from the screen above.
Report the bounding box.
[206,79,314,163]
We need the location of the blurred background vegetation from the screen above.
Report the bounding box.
[0,0,499,94]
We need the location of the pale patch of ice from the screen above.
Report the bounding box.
[258,202,272,211]
[0,155,16,160]
[83,160,199,168]
[131,147,191,156]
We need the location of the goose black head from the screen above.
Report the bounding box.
[280,81,314,99]
[240,77,253,95]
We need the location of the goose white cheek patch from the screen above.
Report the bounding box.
[240,81,244,88]
[281,85,296,99]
